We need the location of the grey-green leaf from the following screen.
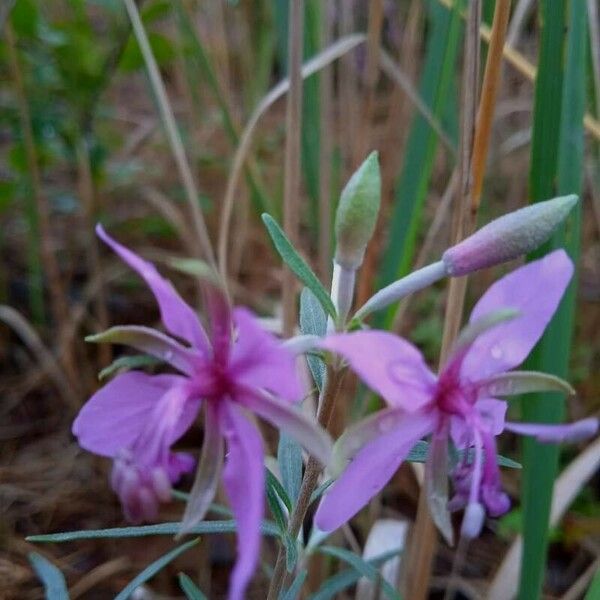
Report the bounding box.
[98,354,161,380]
[479,370,575,398]
[28,553,70,600]
[299,287,327,390]
[115,539,199,600]
[178,573,208,600]
[262,214,336,318]
[316,546,401,600]
[26,520,279,542]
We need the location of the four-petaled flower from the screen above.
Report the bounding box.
[73,226,332,600]
[315,250,598,540]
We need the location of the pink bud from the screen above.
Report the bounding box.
[442,195,577,276]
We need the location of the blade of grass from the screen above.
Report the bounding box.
[519,2,587,598]
[435,0,600,141]
[377,0,463,313]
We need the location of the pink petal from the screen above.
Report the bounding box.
[131,381,200,467]
[320,332,436,410]
[315,410,437,532]
[504,417,598,443]
[450,400,505,449]
[460,250,573,381]
[73,372,187,457]
[221,403,265,600]
[97,224,210,351]
[235,386,332,467]
[229,307,304,402]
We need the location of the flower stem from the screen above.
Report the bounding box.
[266,365,344,600]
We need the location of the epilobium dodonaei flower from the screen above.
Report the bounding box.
[315,250,598,541]
[73,226,332,600]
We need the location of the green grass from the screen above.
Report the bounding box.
[377,0,463,327]
[519,1,587,598]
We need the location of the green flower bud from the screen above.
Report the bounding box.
[334,151,381,269]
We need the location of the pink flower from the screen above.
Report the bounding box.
[73,226,332,600]
[315,250,598,540]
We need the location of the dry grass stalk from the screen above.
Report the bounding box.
[0,305,77,408]
[403,2,483,597]
[356,0,423,310]
[216,34,367,279]
[318,0,334,281]
[339,0,358,172]
[123,0,215,268]
[281,0,305,337]
[436,0,600,141]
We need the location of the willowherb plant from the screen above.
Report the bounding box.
[73,226,332,600]
[38,154,597,599]
[316,249,597,542]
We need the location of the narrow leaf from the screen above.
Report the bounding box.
[316,546,401,600]
[28,553,69,600]
[115,539,199,600]
[310,549,402,600]
[299,287,327,390]
[282,569,307,600]
[27,520,279,542]
[262,214,336,318]
[98,354,160,380]
[479,371,575,398]
[278,433,303,506]
[178,573,208,600]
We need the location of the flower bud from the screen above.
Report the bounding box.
[442,195,578,276]
[334,151,381,269]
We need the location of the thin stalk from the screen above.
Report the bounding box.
[123,0,215,268]
[217,34,366,281]
[356,0,423,310]
[318,0,333,281]
[282,0,305,338]
[470,0,511,211]
[266,365,345,600]
[403,3,482,598]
